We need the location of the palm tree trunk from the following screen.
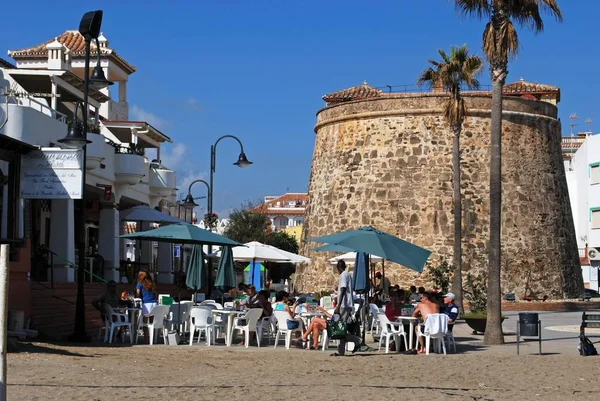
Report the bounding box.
[451,124,464,315]
[484,69,506,345]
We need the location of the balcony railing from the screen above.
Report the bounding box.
[4,90,67,122]
[562,137,585,152]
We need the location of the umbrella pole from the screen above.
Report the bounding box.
[251,258,256,287]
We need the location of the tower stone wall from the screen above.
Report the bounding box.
[297,93,583,299]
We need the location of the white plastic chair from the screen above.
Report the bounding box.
[188,306,214,345]
[102,304,133,344]
[224,302,234,309]
[273,310,303,349]
[143,305,170,345]
[417,313,449,355]
[444,322,456,352]
[369,304,382,334]
[377,312,407,354]
[231,308,263,348]
[200,300,216,306]
[258,316,275,345]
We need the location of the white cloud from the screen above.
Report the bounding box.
[130,105,169,131]
[185,97,203,111]
[160,143,186,169]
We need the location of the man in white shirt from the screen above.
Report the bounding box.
[333,260,362,356]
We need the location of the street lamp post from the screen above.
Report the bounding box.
[207,135,252,295]
[58,10,113,342]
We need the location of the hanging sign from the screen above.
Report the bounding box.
[20,149,83,199]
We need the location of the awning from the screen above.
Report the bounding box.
[6,69,110,103]
[102,120,172,148]
[0,134,37,161]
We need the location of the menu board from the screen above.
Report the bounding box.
[20,149,83,199]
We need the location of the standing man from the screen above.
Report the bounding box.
[332,260,362,356]
[375,272,391,297]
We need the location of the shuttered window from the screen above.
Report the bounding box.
[592,210,600,229]
[591,165,600,185]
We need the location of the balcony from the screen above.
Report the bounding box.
[85,132,108,170]
[114,144,146,185]
[109,100,128,121]
[0,101,67,147]
[149,164,176,197]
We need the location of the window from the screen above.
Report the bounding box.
[592,210,600,229]
[591,165,600,185]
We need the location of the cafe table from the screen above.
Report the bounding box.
[115,306,142,343]
[394,316,419,351]
[211,309,245,346]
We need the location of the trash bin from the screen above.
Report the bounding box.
[519,312,539,336]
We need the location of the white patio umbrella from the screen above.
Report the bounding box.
[329,251,383,264]
[213,241,291,288]
[263,244,310,263]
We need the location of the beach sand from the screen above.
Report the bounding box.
[7,338,600,401]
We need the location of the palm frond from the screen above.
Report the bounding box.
[454,0,491,18]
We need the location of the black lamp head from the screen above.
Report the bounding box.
[88,63,113,90]
[182,193,198,209]
[58,121,91,149]
[79,10,103,40]
[233,152,252,168]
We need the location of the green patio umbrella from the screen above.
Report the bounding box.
[307,225,431,273]
[186,244,205,292]
[215,245,236,291]
[120,222,242,247]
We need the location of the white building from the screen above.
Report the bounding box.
[0,29,179,324]
[564,132,600,290]
[252,193,307,231]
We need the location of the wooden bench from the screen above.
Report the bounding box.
[580,312,600,337]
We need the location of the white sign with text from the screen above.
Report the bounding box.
[20,149,83,199]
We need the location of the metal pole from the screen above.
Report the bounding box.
[538,320,542,355]
[207,145,215,298]
[50,253,54,289]
[70,38,91,342]
[516,320,520,355]
[0,244,9,401]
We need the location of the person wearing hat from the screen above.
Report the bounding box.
[442,293,459,323]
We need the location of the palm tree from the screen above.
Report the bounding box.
[418,45,483,316]
[455,0,562,345]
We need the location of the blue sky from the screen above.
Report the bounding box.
[1,1,596,217]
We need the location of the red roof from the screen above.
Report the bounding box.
[323,81,382,104]
[8,30,136,74]
[253,193,308,215]
[503,78,560,102]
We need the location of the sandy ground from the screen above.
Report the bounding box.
[7,320,600,401]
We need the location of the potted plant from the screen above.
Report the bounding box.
[463,272,506,334]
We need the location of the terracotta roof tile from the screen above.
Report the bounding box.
[252,193,308,214]
[503,78,560,101]
[8,30,136,74]
[323,81,383,104]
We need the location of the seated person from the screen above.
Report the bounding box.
[408,285,420,302]
[91,280,120,320]
[273,290,303,343]
[412,291,440,354]
[240,285,260,307]
[301,306,332,349]
[442,292,459,324]
[255,290,273,318]
[384,291,403,321]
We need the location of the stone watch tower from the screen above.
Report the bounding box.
[297,81,583,299]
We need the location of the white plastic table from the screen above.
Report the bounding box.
[211,309,245,346]
[395,316,419,350]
